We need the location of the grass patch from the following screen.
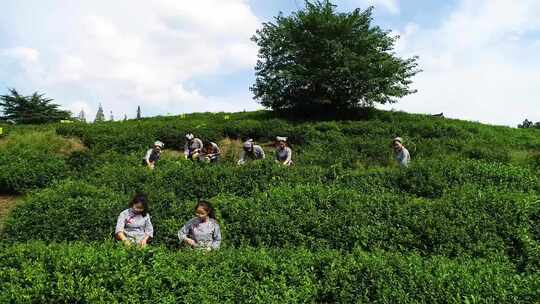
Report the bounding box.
[0,195,21,232]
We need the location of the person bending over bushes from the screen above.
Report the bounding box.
[184,133,203,160]
[178,200,222,250]
[237,139,265,165]
[142,141,164,169]
[199,141,221,163]
[115,193,154,248]
[392,137,411,167]
[275,136,293,166]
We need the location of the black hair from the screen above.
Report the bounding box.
[195,200,216,220]
[129,193,149,216]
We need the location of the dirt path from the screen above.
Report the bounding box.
[0,195,21,231]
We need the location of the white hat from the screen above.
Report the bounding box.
[185,133,194,140]
[392,137,403,144]
[276,136,287,142]
[154,141,164,148]
[243,139,254,148]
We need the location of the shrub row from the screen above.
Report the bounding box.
[0,242,538,303]
[3,127,536,197]
[213,185,540,266]
[55,112,306,153]
[81,153,540,202]
[55,110,540,166]
[0,132,81,193]
[84,158,328,198]
[3,180,539,270]
[339,159,540,199]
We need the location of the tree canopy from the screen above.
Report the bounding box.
[518,119,540,129]
[0,89,71,124]
[251,1,420,114]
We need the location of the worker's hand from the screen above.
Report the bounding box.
[122,239,132,247]
[185,238,196,247]
[139,239,148,248]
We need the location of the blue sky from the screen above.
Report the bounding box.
[1,0,539,126]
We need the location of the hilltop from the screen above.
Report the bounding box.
[0,109,539,303]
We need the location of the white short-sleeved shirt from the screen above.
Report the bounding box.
[115,208,154,243]
[178,218,222,249]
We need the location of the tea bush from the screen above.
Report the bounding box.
[0,242,538,303]
[463,145,512,163]
[336,158,539,199]
[1,181,127,242]
[1,159,330,244]
[0,132,80,193]
[394,159,539,198]
[213,185,540,261]
[53,110,540,173]
[4,179,539,270]
[530,151,540,170]
[55,112,299,153]
[84,158,328,198]
[5,109,540,301]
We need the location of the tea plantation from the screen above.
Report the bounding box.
[1,110,539,303]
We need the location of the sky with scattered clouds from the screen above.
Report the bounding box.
[0,0,539,126]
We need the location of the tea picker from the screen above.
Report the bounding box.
[237,139,265,165]
[142,141,164,169]
[199,141,221,163]
[115,194,154,248]
[178,200,222,250]
[184,133,203,160]
[275,136,293,166]
[391,137,411,167]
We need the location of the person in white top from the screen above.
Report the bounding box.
[237,139,265,165]
[274,136,293,166]
[184,133,203,160]
[392,137,411,167]
[178,200,222,250]
[142,141,164,169]
[115,193,154,248]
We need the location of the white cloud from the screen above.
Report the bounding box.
[0,0,261,119]
[67,101,93,119]
[386,0,540,126]
[0,47,40,63]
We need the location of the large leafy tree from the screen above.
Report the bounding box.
[251,1,420,114]
[0,89,71,124]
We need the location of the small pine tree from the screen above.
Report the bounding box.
[110,111,114,122]
[136,106,141,120]
[123,114,128,121]
[94,103,105,123]
[78,109,86,123]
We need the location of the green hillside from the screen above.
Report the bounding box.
[1,109,539,303]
